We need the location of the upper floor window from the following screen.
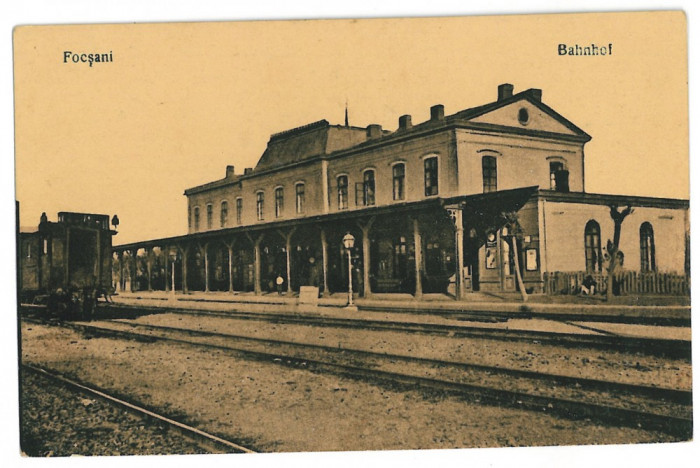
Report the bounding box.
[361,170,376,206]
[236,198,243,225]
[193,206,200,232]
[393,163,405,200]
[584,220,602,272]
[482,156,497,193]
[220,201,229,228]
[295,183,305,214]
[424,157,438,196]
[274,187,284,218]
[549,160,569,192]
[337,175,348,210]
[206,204,213,229]
[256,192,265,221]
[640,222,656,272]
[188,206,192,229]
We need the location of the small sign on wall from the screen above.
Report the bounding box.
[526,248,538,271]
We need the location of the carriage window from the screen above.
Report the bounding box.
[424,157,438,196]
[337,175,348,210]
[640,222,656,272]
[275,187,284,218]
[584,220,602,272]
[393,163,405,200]
[295,183,305,214]
[482,156,497,193]
[220,201,228,227]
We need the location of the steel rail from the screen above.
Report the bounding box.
[21,363,257,454]
[105,318,692,405]
[28,318,692,439]
[97,303,692,359]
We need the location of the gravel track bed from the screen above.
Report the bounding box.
[19,368,211,457]
[90,320,692,420]
[21,323,681,452]
[119,313,692,390]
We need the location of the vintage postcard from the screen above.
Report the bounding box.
[13,10,691,464]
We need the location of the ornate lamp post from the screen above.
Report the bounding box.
[342,233,355,307]
[169,250,178,297]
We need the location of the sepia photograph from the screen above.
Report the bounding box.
[7,3,695,466]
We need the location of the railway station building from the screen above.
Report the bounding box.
[111,84,689,298]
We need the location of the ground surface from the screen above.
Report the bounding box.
[19,321,682,454]
[19,368,210,457]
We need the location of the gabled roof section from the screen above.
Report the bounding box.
[255,120,367,171]
[449,88,591,140]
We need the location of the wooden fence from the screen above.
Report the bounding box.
[543,271,689,296]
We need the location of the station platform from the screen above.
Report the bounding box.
[108,290,691,343]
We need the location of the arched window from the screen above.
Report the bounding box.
[295,183,305,214]
[482,156,497,193]
[549,159,569,192]
[362,170,375,206]
[393,163,405,200]
[220,201,228,227]
[424,157,438,196]
[206,204,213,229]
[256,192,265,221]
[584,220,602,272]
[640,222,656,272]
[337,175,348,210]
[274,187,284,218]
[193,206,200,232]
[236,198,243,224]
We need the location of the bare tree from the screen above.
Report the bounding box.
[604,204,633,300]
[502,212,528,303]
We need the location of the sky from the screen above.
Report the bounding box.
[13,12,688,244]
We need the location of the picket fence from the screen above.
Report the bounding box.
[543,271,689,296]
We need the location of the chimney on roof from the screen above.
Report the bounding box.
[398,114,412,131]
[367,124,383,139]
[527,88,542,102]
[430,104,445,122]
[244,168,253,175]
[498,83,514,101]
[226,165,235,178]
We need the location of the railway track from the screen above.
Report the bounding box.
[89,303,692,359]
[21,363,257,454]
[23,316,693,439]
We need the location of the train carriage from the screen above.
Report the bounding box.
[18,211,118,319]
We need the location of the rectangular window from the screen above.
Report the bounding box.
[337,175,348,210]
[194,207,200,231]
[275,187,284,218]
[424,157,438,196]
[220,201,228,228]
[256,192,264,221]
[393,164,405,200]
[206,204,213,229]
[295,183,305,214]
[363,170,375,206]
[482,156,497,193]
[236,198,243,225]
[549,161,564,189]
